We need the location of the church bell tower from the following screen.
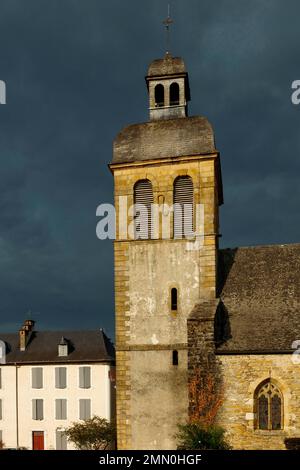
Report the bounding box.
[110,51,223,449]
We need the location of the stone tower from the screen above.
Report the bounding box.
[110,53,223,450]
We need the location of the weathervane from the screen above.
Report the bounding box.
[163,4,173,55]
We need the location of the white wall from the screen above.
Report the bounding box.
[0,363,114,450]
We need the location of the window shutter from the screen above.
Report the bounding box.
[79,399,91,420]
[79,367,84,388]
[55,367,67,389]
[134,180,153,239]
[79,399,84,419]
[56,399,67,420]
[32,368,43,389]
[33,399,43,420]
[32,400,36,420]
[37,399,43,420]
[56,430,67,450]
[79,367,91,389]
[55,399,60,419]
[85,399,91,419]
[173,176,194,238]
[84,367,91,388]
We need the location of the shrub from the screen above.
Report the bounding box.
[176,422,231,450]
[64,416,116,450]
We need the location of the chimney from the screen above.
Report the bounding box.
[19,319,35,351]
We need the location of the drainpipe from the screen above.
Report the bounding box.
[15,364,19,448]
[107,365,111,422]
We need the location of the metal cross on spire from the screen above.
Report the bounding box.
[163,4,173,55]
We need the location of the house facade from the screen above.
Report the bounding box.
[0,320,115,450]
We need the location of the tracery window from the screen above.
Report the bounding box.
[255,380,283,430]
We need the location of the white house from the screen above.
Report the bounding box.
[0,320,115,450]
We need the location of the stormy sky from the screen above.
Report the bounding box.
[0,0,299,337]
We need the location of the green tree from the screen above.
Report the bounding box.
[65,416,116,450]
[176,422,231,450]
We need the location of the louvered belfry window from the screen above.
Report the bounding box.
[173,176,194,238]
[134,179,153,239]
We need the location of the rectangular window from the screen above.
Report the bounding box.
[32,368,43,389]
[32,399,44,420]
[55,367,67,389]
[79,367,91,389]
[56,430,67,450]
[79,399,91,420]
[55,399,67,420]
[0,430,2,444]
[0,400,2,420]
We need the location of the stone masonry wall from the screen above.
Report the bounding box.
[217,354,300,449]
[112,155,220,449]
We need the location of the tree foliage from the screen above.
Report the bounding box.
[176,369,231,450]
[176,422,231,450]
[64,416,116,450]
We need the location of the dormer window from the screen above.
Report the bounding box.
[58,337,68,357]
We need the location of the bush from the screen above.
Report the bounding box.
[64,416,116,450]
[176,422,231,450]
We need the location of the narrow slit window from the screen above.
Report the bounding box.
[171,288,178,311]
[172,350,178,366]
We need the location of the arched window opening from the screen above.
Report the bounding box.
[155,84,164,107]
[172,350,178,366]
[171,288,178,311]
[255,380,283,430]
[134,179,153,240]
[173,176,194,239]
[170,82,180,106]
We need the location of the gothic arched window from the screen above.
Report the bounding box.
[170,82,180,106]
[255,380,283,430]
[134,179,153,239]
[173,176,194,238]
[154,84,164,107]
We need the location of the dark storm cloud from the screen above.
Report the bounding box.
[0,0,299,334]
